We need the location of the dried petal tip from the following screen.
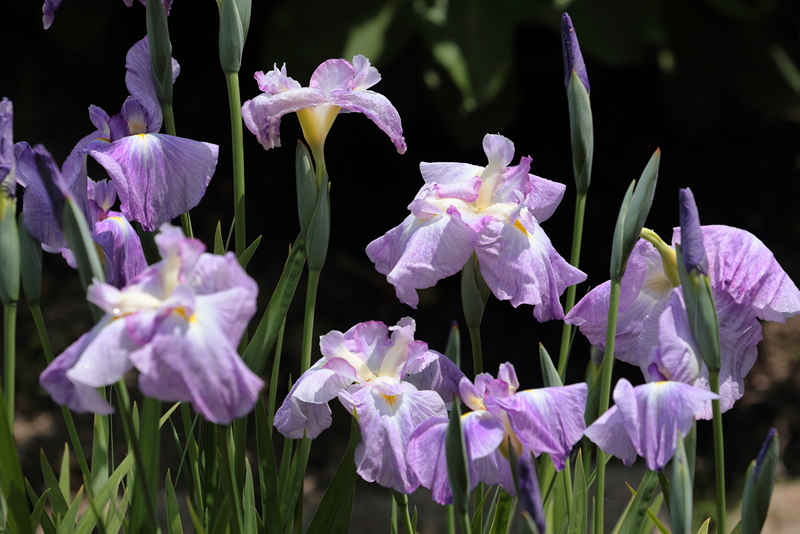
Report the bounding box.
[561,13,590,94]
[678,188,707,275]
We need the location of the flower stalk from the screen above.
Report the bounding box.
[557,189,587,379]
[226,71,247,258]
[710,370,726,534]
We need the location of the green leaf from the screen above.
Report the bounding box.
[90,413,110,499]
[306,414,362,534]
[243,460,257,534]
[238,235,262,270]
[295,141,318,236]
[255,397,282,532]
[243,235,307,374]
[219,0,245,73]
[280,436,311,533]
[58,444,70,506]
[186,496,206,534]
[539,343,563,388]
[619,149,661,276]
[28,487,50,533]
[445,396,470,517]
[40,449,69,518]
[25,481,55,534]
[461,252,491,329]
[56,486,83,534]
[209,494,232,534]
[103,487,129,534]
[609,180,636,280]
[444,321,461,368]
[74,454,135,534]
[617,470,659,534]
[696,518,711,534]
[639,493,669,534]
[569,450,587,534]
[306,173,330,271]
[670,431,693,534]
[488,489,514,534]
[213,221,225,255]
[166,470,184,534]
[470,485,495,534]
[18,213,42,307]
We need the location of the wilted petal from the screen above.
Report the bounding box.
[342,381,446,493]
[352,55,381,90]
[367,211,477,308]
[334,89,407,154]
[241,88,326,151]
[476,211,586,321]
[254,64,301,94]
[88,134,218,231]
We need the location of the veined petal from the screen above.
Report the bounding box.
[255,64,301,94]
[65,316,138,388]
[489,383,588,470]
[674,225,800,323]
[93,212,148,289]
[333,89,407,154]
[343,381,446,493]
[290,357,357,404]
[483,134,515,170]
[88,134,218,231]
[16,142,66,248]
[241,88,327,151]
[525,173,567,223]
[367,211,477,308]
[476,212,586,321]
[404,345,465,407]
[406,417,451,504]
[274,365,334,439]
[310,58,355,96]
[419,162,483,186]
[646,292,703,384]
[352,55,381,90]
[320,329,375,381]
[462,410,506,459]
[583,406,637,467]
[125,36,180,132]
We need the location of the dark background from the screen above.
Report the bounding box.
[4,0,800,527]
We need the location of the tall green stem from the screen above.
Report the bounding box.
[4,303,16,424]
[468,326,483,377]
[557,191,587,380]
[710,370,726,534]
[393,490,415,534]
[595,278,622,534]
[225,71,247,258]
[300,269,322,373]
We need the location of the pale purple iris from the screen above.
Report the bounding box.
[584,378,717,471]
[39,225,264,424]
[14,142,147,288]
[367,134,586,321]
[43,0,172,29]
[241,55,406,156]
[565,226,800,417]
[81,37,218,231]
[406,363,587,504]
[274,318,464,493]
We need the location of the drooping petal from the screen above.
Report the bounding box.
[274,370,334,439]
[241,88,327,151]
[16,142,66,248]
[475,211,586,321]
[125,36,180,132]
[406,417,451,504]
[42,0,63,29]
[340,381,446,493]
[92,212,148,288]
[352,55,381,91]
[333,89,407,154]
[488,383,588,470]
[88,134,218,231]
[583,406,637,467]
[525,173,567,223]
[674,225,800,323]
[367,211,478,308]
[645,292,703,384]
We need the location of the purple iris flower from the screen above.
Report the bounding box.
[367,134,586,321]
[43,0,172,29]
[406,363,587,504]
[241,56,406,157]
[82,37,218,231]
[565,226,800,416]
[274,318,465,493]
[584,378,717,471]
[14,142,147,288]
[39,224,263,424]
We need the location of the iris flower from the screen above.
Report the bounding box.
[39,224,264,424]
[81,37,219,231]
[14,142,147,288]
[367,134,586,321]
[274,318,464,493]
[406,363,587,504]
[565,226,800,416]
[241,55,406,165]
[584,378,717,471]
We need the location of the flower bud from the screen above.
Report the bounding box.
[146,0,174,106]
[218,0,251,74]
[561,13,590,94]
[678,188,708,276]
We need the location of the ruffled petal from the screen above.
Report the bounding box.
[525,173,567,223]
[352,55,381,91]
[333,89,406,154]
[342,381,446,493]
[254,64,301,94]
[241,88,327,150]
[309,59,355,96]
[88,134,218,231]
[419,162,483,186]
[367,211,478,308]
[475,211,586,321]
[274,376,333,439]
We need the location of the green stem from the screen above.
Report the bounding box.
[4,303,16,424]
[557,191,587,380]
[268,318,287,434]
[562,460,573,518]
[393,490,415,534]
[710,371,726,534]
[204,422,219,518]
[446,504,456,534]
[595,278,622,534]
[180,403,204,519]
[225,71,247,258]
[300,269,322,373]
[468,326,483,377]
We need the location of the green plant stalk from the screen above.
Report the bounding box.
[225,71,247,258]
[180,403,204,519]
[595,278,622,534]
[268,318,287,434]
[161,102,194,238]
[710,370,726,534]
[204,422,219,520]
[557,191,587,380]
[393,490,415,534]
[446,504,456,534]
[300,269,322,373]
[220,426,244,534]
[468,326,483,377]
[4,302,16,424]
[562,459,573,517]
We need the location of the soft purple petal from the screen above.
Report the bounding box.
[404,347,466,407]
[674,225,800,323]
[525,173,567,223]
[352,55,381,90]
[342,381,446,493]
[482,134,515,170]
[241,88,327,151]
[42,0,63,29]
[291,358,356,404]
[497,362,520,393]
[333,89,407,154]
[519,454,546,534]
[16,142,66,248]
[64,316,138,387]
[274,373,334,439]
[254,64,301,94]
[462,410,506,459]
[583,406,637,466]
[310,59,355,96]
[367,211,478,308]
[646,292,703,385]
[419,162,483,186]
[125,36,180,132]
[434,176,482,202]
[472,447,515,493]
[489,383,588,470]
[406,417,452,504]
[475,211,586,321]
[93,213,148,289]
[88,134,218,231]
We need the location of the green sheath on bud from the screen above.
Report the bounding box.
[296,141,318,236]
[539,343,563,388]
[219,0,251,74]
[17,214,42,307]
[567,70,593,195]
[741,429,779,534]
[461,253,490,329]
[670,431,693,534]
[0,192,19,306]
[676,246,721,372]
[146,0,174,106]
[306,174,330,272]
